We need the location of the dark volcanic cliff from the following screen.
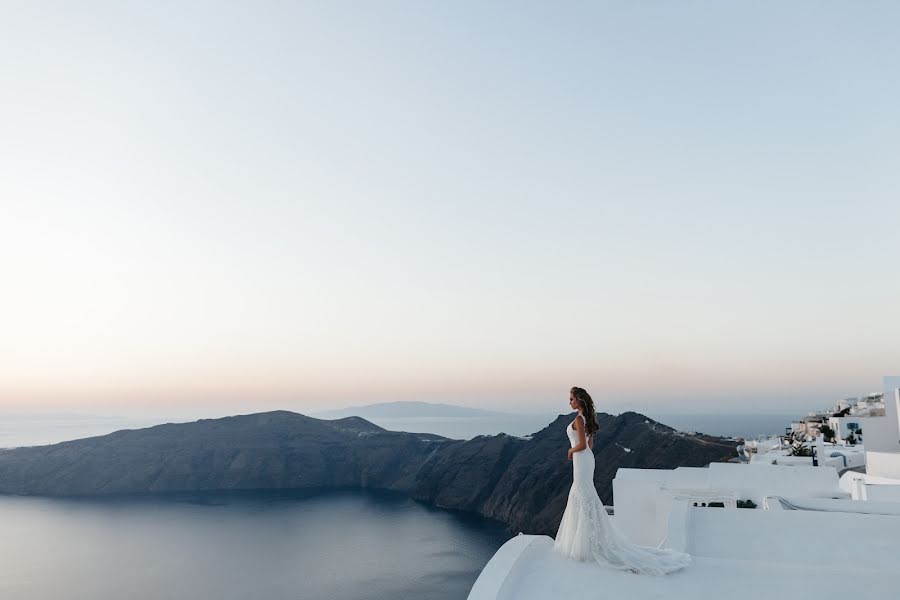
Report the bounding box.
[411,411,735,535]
[0,412,445,495]
[0,410,734,535]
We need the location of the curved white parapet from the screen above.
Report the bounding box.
[466,534,552,600]
[468,511,693,600]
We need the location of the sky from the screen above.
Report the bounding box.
[1,1,898,418]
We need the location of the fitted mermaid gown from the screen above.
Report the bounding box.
[553,415,691,575]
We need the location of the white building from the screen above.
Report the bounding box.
[827,415,864,444]
[851,393,885,416]
[857,376,900,478]
[836,397,859,413]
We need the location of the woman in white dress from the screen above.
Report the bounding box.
[554,386,691,575]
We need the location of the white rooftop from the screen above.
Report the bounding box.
[469,507,900,600]
[470,533,900,600]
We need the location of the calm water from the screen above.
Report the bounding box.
[0,414,165,448]
[0,490,512,600]
[648,413,797,439]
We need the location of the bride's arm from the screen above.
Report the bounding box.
[570,415,588,453]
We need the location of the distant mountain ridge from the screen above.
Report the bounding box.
[0,410,735,536]
[314,401,508,419]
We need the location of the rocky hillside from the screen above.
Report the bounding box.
[411,411,735,535]
[0,410,735,535]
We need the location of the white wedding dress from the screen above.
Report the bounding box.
[553,415,691,575]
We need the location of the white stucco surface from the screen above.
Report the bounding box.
[468,533,900,600]
[613,463,846,545]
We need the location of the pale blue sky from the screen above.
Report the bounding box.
[1,2,898,416]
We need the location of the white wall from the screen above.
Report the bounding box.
[862,416,896,452]
[688,508,900,570]
[613,470,680,546]
[863,379,900,454]
[866,451,900,479]
[612,464,845,546]
[865,484,900,502]
[705,463,843,503]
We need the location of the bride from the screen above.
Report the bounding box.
[554,386,691,575]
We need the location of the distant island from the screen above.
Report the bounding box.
[0,410,735,536]
[313,401,508,419]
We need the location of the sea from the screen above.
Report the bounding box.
[0,489,511,600]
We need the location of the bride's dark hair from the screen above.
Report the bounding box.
[571,387,599,438]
